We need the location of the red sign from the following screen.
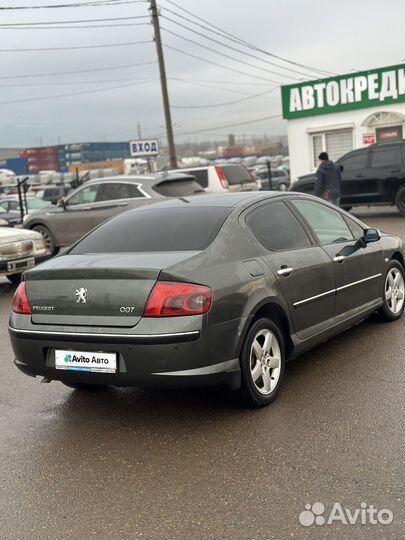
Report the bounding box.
[363,133,376,145]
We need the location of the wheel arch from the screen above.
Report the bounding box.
[238,299,294,360]
[27,221,58,243]
[393,181,405,205]
[391,251,405,268]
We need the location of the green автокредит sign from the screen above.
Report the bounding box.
[281,64,405,120]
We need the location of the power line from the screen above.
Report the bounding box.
[0,60,157,79]
[0,15,150,27]
[0,22,150,29]
[0,1,148,10]
[0,79,158,105]
[0,39,152,52]
[170,77,274,87]
[161,27,297,83]
[0,77,157,87]
[168,78,265,97]
[160,10,312,80]
[163,0,335,77]
[171,87,278,109]
[175,114,282,137]
[164,44,283,85]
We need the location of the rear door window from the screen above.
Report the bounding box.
[221,165,252,185]
[70,207,230,253]
[246,202,312,251]
[369,145,402,170]
[96,182,144,202]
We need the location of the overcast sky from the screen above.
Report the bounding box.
[0,0,404,148]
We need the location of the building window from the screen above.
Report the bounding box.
[311,129,353,167]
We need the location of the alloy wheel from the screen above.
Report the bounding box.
[249,328,281,395]
[385,267,405,315]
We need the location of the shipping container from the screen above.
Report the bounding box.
[68,159,125,175]
[0,158,28,175]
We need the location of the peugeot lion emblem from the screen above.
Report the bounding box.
[75,288,88,304]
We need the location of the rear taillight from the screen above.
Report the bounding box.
[144,281,212,317]
[215,166,229,189]
[12,282,31,315]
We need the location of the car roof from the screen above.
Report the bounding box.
[131,191,288,210]
[29,184,68,189]
[81,173,196,186]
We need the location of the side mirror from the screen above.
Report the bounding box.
[57,197,67,209]
[364,228,381,243]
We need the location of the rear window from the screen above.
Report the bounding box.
[152,180,204,197]
[181,169,209,188]
[221,165,253,185]
[70,206,230,253]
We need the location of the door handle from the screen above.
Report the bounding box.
[355,173,364,178]
[277,266,294,276]
[333,255,345,263]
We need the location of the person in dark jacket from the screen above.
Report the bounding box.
[314,152,341,206]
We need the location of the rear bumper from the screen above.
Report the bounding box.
[9,326,241,390]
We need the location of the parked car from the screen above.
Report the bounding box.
[168,164,258,193]
[9,192,405,407]
[0,226,48,283]
[23,173,205,255]
[0,204,21,227]
[252,166,290,191]
[291,140,405,214]
[0,195,53,215]
[29,184,72,205]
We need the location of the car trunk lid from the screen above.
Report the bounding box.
[25,252,199,327]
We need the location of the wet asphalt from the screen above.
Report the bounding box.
[0,207,404,540]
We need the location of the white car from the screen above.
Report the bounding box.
[168,164,258,193]
[0,227,48,283]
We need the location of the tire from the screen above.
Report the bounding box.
[62,382,108,391]
[379,260,405,322]
[239,318,285,407]
[32,224,58,256]
[395,185,405,216]
[7,273,22,284]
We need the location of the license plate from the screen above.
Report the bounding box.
[55,349,117,374]
[7,257,35,272]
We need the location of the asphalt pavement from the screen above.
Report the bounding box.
[0,207,404,540]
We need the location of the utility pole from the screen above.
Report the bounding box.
[150,0,177,169]
[137,121,142,140]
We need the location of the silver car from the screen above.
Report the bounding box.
[23,174,204,254]
[0,226,48,283]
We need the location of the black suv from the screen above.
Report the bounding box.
[291,140,405,215]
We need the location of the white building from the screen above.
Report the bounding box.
[281,63,405,182]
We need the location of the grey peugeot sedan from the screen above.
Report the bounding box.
[22,173,204,254]
[9,192,405,407]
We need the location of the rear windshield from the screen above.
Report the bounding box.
[70,206,230,253]
[152,179,204,197]
[181,169,209,188]
[221,165,253,185]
